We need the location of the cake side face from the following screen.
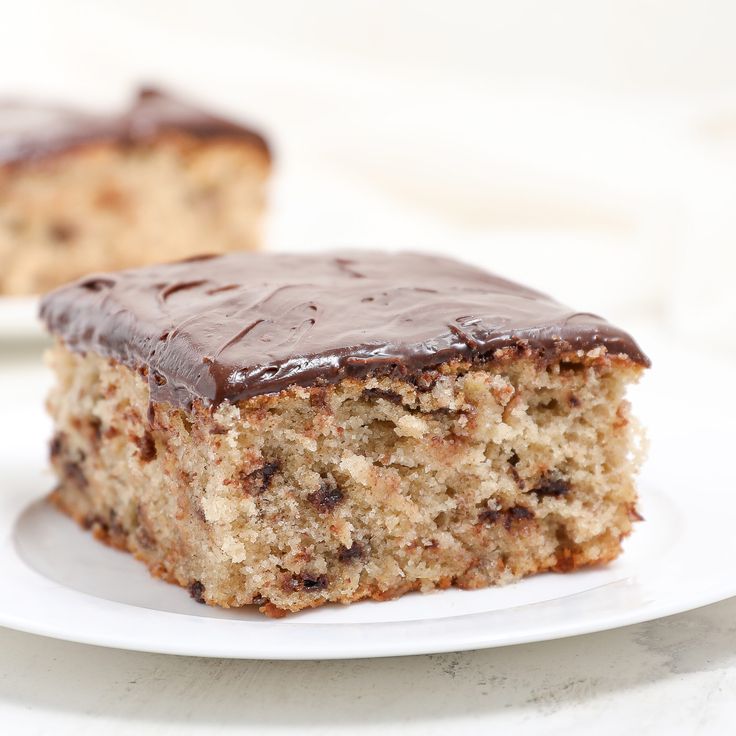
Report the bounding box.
[0,88,270,294]
[46,341,645,616]
[41,251,649,616]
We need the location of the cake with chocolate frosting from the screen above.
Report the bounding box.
[41,251,649,616]
[0,87,270,294]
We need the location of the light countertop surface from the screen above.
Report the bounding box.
[2,597,735,735]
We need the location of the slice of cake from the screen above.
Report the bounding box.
[0,87,270,295]
[40,251,649,616]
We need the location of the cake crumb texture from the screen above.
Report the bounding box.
[47,341,645,615]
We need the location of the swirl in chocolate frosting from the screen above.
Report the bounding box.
[40,251,650,408]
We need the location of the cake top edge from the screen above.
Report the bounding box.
[40,250,650,407]
[0,86,270,165]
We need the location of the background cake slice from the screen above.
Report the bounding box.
[0,87,270,295]
[40,251,649,616]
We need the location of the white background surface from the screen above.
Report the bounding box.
[2,0,736,343]
[2,1,736,732]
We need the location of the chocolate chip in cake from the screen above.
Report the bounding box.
[82,514,104,531]
[189,581,206,604]
[531,475,570,498]
[300,574,328,592]
[281,575,300,592]
[63,460,88,489]
[240,461,280,495]
[308,481,344,513]
[260,462,279,490]
[338,541,365,563]
[478,506,534,530]
[504,506,535,530]
[362,387,403,405]
[478,509,499,525]
[280,572,329,593]
[50,432,65,459]
[135,430,156,462]
[90,416,103,443]
[507,451,526,489]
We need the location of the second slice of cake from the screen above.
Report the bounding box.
[0,87,270,294]
[40,251,649,616]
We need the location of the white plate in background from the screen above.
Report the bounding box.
[0,297,43,341]
[0,340,733,659]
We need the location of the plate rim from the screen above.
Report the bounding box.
[0,295,44,341]
[2,479,736,660]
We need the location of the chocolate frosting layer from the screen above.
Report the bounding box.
[40,251,650,407]
[0,87,269,165]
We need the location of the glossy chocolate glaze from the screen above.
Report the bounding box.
[40,251,650,408]
[0,87,269,165]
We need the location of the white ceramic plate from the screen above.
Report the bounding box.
[0,296,44,340]
[0,342,734,660]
